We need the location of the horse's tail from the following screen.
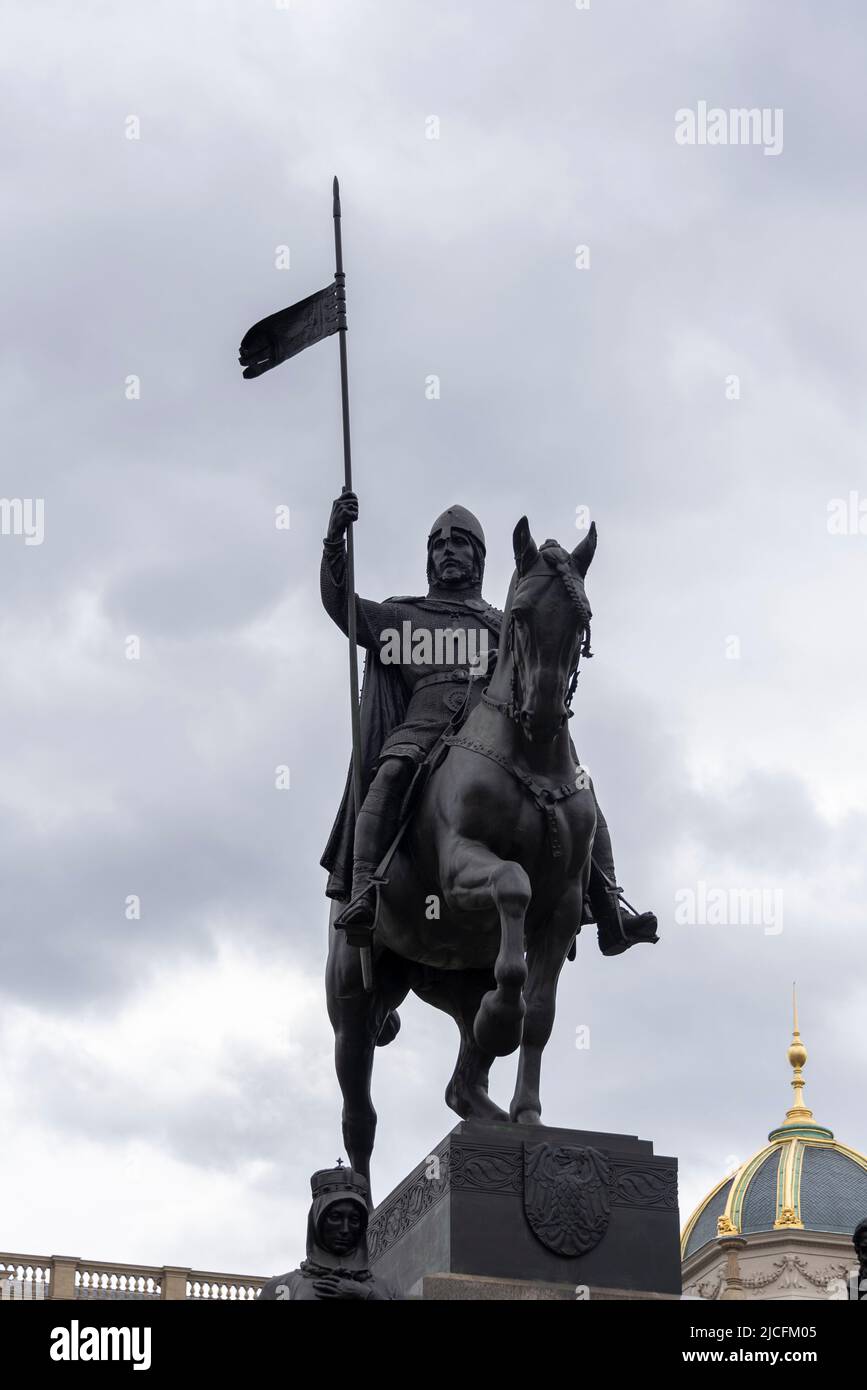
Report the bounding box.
[376,1009,401,1047]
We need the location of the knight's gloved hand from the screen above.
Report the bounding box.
[326,489,358,542]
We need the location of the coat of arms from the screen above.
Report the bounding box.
[523,1143,612,1257]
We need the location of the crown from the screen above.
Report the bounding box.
[310,1163,369,1201]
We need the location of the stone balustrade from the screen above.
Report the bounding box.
[0,1252,266,1301]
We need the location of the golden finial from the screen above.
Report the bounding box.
[767,986,833,1144]
[782,983,813,1125]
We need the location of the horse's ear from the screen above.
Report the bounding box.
[571,521,597,578]
[513,516,539,575]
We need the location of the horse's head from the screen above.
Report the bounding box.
[507,516,597,743]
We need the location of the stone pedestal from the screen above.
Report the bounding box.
[368,1120,680,1300]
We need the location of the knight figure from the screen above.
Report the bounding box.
[320,490,657,957]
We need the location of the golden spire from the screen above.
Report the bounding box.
[767,986,834,1145]
[782,983,813,1125]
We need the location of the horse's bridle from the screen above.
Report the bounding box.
[481,558,593,734]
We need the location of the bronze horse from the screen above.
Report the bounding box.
[326,517,597,1195]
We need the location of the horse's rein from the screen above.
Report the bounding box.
[482,566,591,728]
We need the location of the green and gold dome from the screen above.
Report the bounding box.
[682,997,867,1259]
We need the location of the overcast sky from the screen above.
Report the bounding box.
[1,0,866,1280]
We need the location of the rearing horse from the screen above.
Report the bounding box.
[326,517,597,1195]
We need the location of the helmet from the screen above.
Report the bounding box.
[428,505,486,550]
[427,506,486,584]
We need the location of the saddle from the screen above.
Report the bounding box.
[368,676,483,891]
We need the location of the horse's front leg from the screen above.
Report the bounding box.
[510,891,581,1123]
[443,840,530,1058]
[325,904,409,1201]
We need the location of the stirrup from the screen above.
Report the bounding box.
[334,872,387,948]
[597,888,659,957]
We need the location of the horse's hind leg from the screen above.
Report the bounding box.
[414,968,508,1123]
[444,843,530,1058]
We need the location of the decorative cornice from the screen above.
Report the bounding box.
[370,1134,678,1263]
[367,1140,451,1262]
[447,1140,677,1209]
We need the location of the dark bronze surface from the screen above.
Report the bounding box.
[322,504,658,1196]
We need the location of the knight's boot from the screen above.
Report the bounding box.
[593,885,659,958]
[587,798,659,957]
[334,858,380,940]
[334,761,408,943]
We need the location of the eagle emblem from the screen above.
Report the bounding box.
[523,1143,611,1257]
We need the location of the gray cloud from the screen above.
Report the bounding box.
[1,0,865,1275]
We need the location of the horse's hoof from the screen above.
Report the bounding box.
[474,1097,510,1123]
[511,1106,542,1125]
[446,1079,509,1123]
[474,990,525,1057]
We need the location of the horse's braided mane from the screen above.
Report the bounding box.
[539,542,593,659]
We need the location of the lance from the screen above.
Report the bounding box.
[238,179,373,991]
[332,178,373,992]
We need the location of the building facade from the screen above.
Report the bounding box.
[682,1003,867,1300]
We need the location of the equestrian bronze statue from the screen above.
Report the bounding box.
[322,494,658,1195]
